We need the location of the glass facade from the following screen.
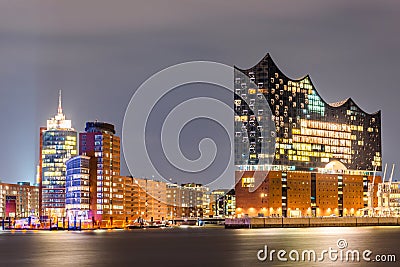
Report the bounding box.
[41,91,77,218]
[234,54,382,172]
[42,130,77,217]
[65,156,90,222]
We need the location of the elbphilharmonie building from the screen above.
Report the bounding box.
[234,54,382,218]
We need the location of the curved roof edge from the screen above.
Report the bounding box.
[327,97,381,116]
[235,53,381,116]
[235,53,310,82]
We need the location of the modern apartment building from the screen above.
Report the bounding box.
[133,178,167,222]
[166,183,209,219]
[0,182,39,218]
[209,189,236,217]
[79,121,120,224]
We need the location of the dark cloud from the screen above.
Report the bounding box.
[0,0,400,184]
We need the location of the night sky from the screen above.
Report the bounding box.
[1,0,399,185]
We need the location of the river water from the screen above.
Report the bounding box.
[0,226,399,267]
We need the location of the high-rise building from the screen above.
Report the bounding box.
[41,91,77,218]
[79,121,120,224]
[0,182,39,218]
[234,54,382,217]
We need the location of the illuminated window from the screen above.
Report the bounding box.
[242,178,255,188]
[248,89,256,94]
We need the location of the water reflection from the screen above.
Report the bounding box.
[0,227,399,267]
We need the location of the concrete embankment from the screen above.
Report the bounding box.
[225,217,400,229]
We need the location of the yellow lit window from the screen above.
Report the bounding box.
[242,178,255,188]
[248,89,256,94]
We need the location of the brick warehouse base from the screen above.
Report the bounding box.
[235,171,381,218]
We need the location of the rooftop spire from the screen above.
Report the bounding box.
[47,89,72,130]
[58,89,63,115]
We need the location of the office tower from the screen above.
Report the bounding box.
[41,91,77,218]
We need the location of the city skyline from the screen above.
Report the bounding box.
[1,2,400,267]
[1,0,400,185]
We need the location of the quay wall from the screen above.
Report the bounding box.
[225,217,400,229]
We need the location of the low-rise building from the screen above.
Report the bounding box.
[79,121,121,225]
[0,181,39,219]
[166,183,209,219]
[209,189,236,218]
[388,181,400,216]
[132,178,167,222]
[376,180,400,216]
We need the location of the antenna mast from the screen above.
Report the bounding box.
[58,89,63,115]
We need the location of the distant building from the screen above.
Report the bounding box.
[133,178,167,222]
[166,183,209,219]
[210,189,236,217]
[0,182,39,218]
[208,189,228,217]
[376,180,400,216]
[388,181,400,216]
[79,121,121,225]
[166,183,182,219]
[224,190,236,216]
[234,54,382,218]
[41,91,77,218]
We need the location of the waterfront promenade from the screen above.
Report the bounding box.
[226,217,400,229]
